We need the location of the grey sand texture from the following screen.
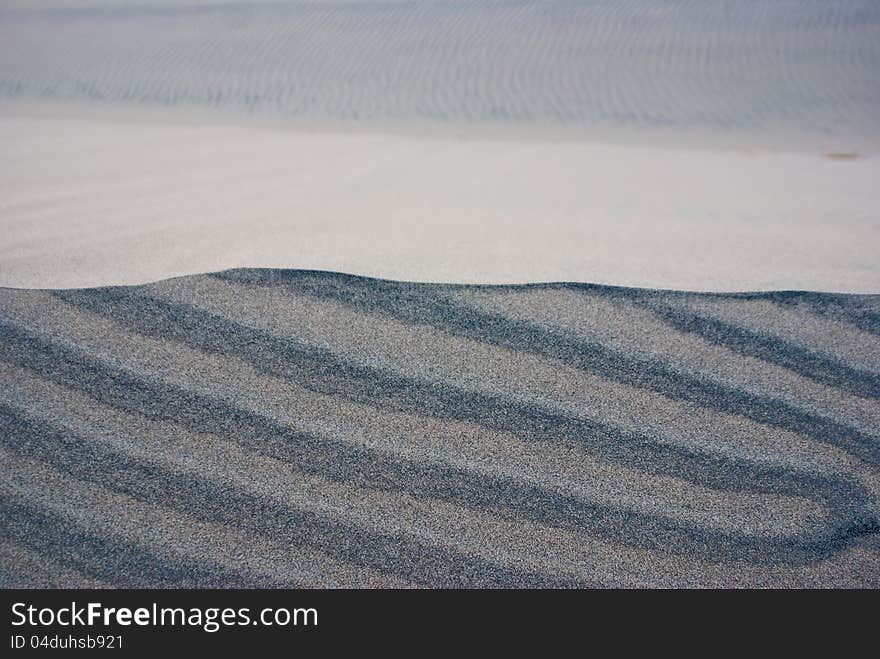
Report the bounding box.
[1,269,878,587]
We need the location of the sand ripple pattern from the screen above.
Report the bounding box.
[1,1,879,138]
[1,269,879,587]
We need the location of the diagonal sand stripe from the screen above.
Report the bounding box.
[447,286,880,437]
[208,269,879,466]
[0,539,110,589]
[0,293,862,532]
[0,446,412,588]
[144,276,876,475]
[1,280,879,586]
[0,356,833,543]
[2,397,878,588]
[670,296,880,374]
[0,385,607,584]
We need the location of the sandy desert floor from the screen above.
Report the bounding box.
[1,2,879,588]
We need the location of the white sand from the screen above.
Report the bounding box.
[1,1,879,291]
[2,109,878,292]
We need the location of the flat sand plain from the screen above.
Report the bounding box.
[1,109,879,291]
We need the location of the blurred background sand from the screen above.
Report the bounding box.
[1,1,879,291]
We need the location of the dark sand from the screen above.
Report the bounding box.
[1,269,878,587]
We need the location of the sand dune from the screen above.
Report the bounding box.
[1,4,879,589]
[1,269,878,587]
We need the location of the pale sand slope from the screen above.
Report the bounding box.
[1,110,879,291]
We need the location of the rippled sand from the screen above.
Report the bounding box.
[2,0,879,145]
[2,270,878,587]
[2,3,880,589]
